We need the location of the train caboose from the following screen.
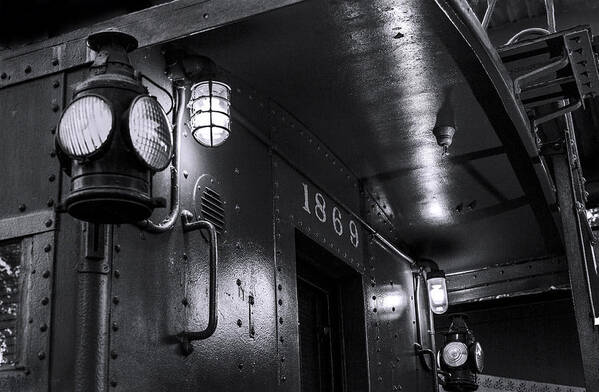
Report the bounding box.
[1,1,599,391]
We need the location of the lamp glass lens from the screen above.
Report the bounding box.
[57,95,113,158]
[442,342,468,367]
[193,127,230,147]
[427,276,448,314]
[473,342,484,372]
[188,81,231,147]
[129,96,173,171]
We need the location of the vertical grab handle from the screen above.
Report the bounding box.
[177,210,218,355]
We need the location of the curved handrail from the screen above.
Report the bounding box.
[177,210,219,355]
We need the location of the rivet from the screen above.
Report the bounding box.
[48,174,56,182]
[0,72,7,79]
[110,380,117,387]
[112,322,119,331]
[47,198,54,207]
[44,244,52,252]
[50,127,56,134]
[40,323,48,332]
[24,65,32,74]
[42,270,50,278]
[372,296,376,300]
[44,219,53,228]
[237,319,243,327]
[203,13,209,18]
[236,279,242,286]
[114,244,121,253]
[114,270,120,278]
[52,104,60,112]
[281,376,286,382]
[279,317,284,324]
[28,317,33,324]
[234,168,240,175]
[280,356,285,362]
[182,298,189,306]
[278,299,283,306]
[183,170,188,178]
[112,296,119,305]
[277,284,282,291]
[238,362,243,370]
[235,204,240,212]
[37,351,46,360]
[52,58,59,66]
[18,203,26,212]
[279,336,284,342]
[373,308,377,313]
[50,150,56,158]
[111,350,118,359]
[41,297,49,305]
[24,369,30,375]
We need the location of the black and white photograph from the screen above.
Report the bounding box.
[0,0,597,391]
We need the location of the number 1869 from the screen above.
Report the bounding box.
[301,183,359,248]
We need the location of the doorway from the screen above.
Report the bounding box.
[295,231,368,392]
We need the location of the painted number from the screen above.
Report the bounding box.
[301,183,359,248]
[332,207,343,236]
[349,220,359,248]
[302,183,311,214]
[315,193,327,222]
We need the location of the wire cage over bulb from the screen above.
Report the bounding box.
[188,81,231,147]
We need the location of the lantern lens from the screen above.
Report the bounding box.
[57,95,113,159]
[129,96,173,171]
[442,342,468,367]
[427,276,448,314]
[189,81,231,147]
[472,342,484,372]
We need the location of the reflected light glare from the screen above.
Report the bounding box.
[427,201,446,219]
[382,294,403,309]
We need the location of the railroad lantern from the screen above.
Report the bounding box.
[427,268,448,315]
[55,31,172,223]
[440,314,484,391]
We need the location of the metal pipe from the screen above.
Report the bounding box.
[423,269,440,392]
[481,0,497,30]
[230,108,415,265]
[135,85,186,233]
[74,224,112,392]
[414,273,433,371]
[545,0,556,33]
[505,27,550,45]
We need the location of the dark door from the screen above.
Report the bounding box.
[298,274,336,392]
[296,231,368,392]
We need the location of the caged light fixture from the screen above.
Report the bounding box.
[426,268,449,315]
[187,60,231,147]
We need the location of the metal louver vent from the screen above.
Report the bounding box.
[200,186,225,234]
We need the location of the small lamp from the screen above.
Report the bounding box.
[187,68,231,147]
[426,269,448,315]
[440,314,484,391]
